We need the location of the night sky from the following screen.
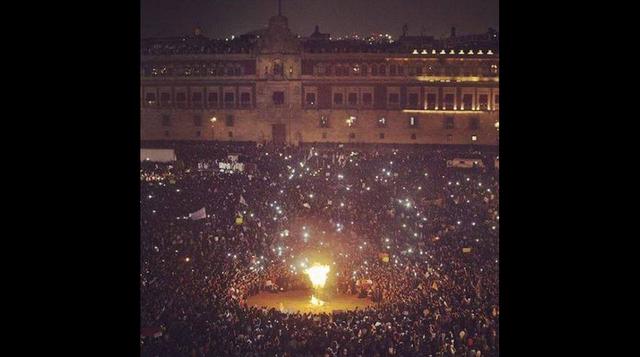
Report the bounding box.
[141,0,498,40]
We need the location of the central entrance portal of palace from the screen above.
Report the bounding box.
[272,124,286,145]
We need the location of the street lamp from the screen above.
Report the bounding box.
[210,116,217,139]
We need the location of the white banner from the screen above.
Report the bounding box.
[189,207,207,220]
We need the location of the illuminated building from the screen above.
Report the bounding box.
[140,9,499,146]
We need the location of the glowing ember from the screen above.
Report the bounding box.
[304,264,331,289]
[309,295,325,306]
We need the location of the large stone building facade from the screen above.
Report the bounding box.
[141,13,499,147]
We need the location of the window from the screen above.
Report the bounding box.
[322,132,327,139]
[379,133,385,139]
[479,94,489,110]
[444,117,454,129]
[160,92,171,106]
[469,117,480,130]
[471,135,478,141]
[234,66,241,76]
[145,92,156,104]
[207,92,219,107]
[193,115,202,127]
[377,117,387,128]
[240,92,251,107]
[225,115,234,127]
[398,66,404,75]
[191,92,202,107]
[408,93,419,108]
[348,93,358,106]
[164,130,170,137]
[362,93,373,106]
[443,94,455,110]
[371,64,378,76]
[409,116,418,127]
[305,92,316,106]
[447,134,453,142]
[379,65,386,75]
[196,130,201,137]
[416,66,422,75]
[361,64,368,76]
[390,65,397,76]
[411,133,417,140]
[176,93,186,107]
[462,94,473,110]
[272,91,285,105]
[224,92,235,107]
[333,93,344,106]
[426,93,437,110]
[388,93,399,105]
[161,114,171,127]
[319,116,329,128]
[349,133,356,139]
[228,131,233,138]
[495,94,500,105]
[273,62,283,76]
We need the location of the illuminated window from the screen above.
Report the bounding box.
[225,115,234,127]
[471,135,478,141]
[426,93,437,110]
[409,116,417,127]
[479,94,489,110]
[443,94,455,110]
[462,94,473,110]
[272,91,285,105]
[377,117,387,128]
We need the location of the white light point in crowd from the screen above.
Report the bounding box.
[185,257,190,262]
[457,221,462,225]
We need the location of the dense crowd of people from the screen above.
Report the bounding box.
[140,143,499,356]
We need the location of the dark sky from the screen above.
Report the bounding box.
[141,0,498,39]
